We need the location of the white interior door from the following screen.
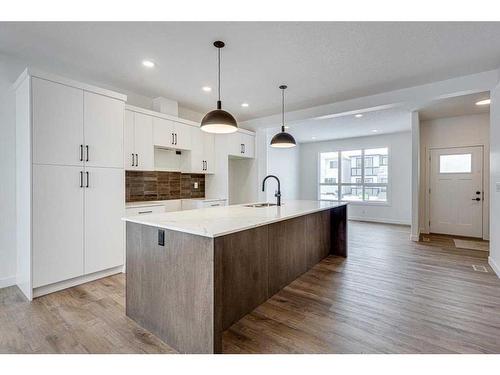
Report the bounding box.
[84,167,125,274]
[429,146,483,237]
[32,164,84,287]
[84,91,124,168]
[32,77,84,166]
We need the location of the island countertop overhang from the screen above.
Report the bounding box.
[122,200,348,238]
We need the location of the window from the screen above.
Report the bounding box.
[439,154,471,174]
[319,147,389,203]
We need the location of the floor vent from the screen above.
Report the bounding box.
[472,265,488,273]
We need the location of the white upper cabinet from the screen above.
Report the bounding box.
[183,128,215,174]
[84,91,124,168]
[153,116,192,150]
[32,77,84,166]
[124,111,154,171]
[226,131,255,158]
[153,117,175,148]
[124,110,135,169]
[173,121,192,150]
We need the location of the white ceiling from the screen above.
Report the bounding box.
[418,91,490,121]
[285,109,411,143]
[1,22,500,121]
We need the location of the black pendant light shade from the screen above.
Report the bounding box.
[201,41,238,134]
[270,85,296,148]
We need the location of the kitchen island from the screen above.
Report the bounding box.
[123,200,347,353]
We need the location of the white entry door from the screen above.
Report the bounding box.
[429,146,483,238]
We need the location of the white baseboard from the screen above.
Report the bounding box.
[489,256,500,278]
[349,216,411,226]
[0,276,16,289]
[33,265,123,298]
[410,234,420,242]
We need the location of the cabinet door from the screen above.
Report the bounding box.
[152,117,175,148]
[240,133,255,158]
[134,112,154,171]
[190,128,205,173]
[84,167,125,274]
[32,164,84,288]
[226,132,241,157]
[84,91,124,168]
[173,122,192,150]
[124,110,135,169]
[203,132,215,174]
[32,77,84,166]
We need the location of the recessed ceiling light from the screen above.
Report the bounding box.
[475,99,491,106]
[355,114,363,118]
[202,86,212,92]
[241,103,249,107]
[284,126,290,129]
[142,60,155,68]
[312,136,316,140]
[372,129,378,133]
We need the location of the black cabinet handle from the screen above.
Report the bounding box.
[136,153,139,167]
[243,144,245,154]
[472,197,481,201]
[80,171,83,188]
[175,133,178,145]
[172,133,174,145]
[80,145,84,161]
[138,210,153,214]
[131,153,135,167]
[476,191,481,195]
[85,145,89,162]
[86,171,89,188]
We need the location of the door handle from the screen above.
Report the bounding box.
[80,145,84,162]
[136,154,139,167]
[472,198,481,201]
[85,145,89,162]
[80,171,83,188]
[86,171,89,188]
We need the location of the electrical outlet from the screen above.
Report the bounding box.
[194,182,199,189]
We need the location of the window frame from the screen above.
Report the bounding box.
[318,147,391,205]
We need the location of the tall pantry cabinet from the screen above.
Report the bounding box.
[15,69,127,300]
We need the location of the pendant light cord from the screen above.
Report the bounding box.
[281,87,285,132]
[218,47,221,102]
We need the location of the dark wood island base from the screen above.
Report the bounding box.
[126,204,347,353]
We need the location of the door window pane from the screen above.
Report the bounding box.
[319,185,339,201]
[341,150,362,183]
[439,154,471,173]
[320,152,338,184]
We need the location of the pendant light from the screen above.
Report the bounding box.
[200,41,238,134]
[270,85,296,148]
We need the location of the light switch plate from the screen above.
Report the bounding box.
[496,182,500,192]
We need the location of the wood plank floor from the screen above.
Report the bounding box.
[1,221,499,353]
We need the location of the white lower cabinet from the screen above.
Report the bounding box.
[33,165,84,288]
[84,167,124,274]
[32,165,125,288]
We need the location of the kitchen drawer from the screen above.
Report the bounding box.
[125,205,165,217]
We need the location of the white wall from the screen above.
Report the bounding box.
[299,131,412,225]
[489,81,500,277]
[419,113,490,239]
[265,127,301,202]
[0,55,22,287]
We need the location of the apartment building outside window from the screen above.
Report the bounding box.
[319,147,389,202]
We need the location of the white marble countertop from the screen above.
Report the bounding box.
[123,200,347,238]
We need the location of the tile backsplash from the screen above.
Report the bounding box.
[126,171,205,202]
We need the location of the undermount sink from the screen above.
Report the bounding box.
[244,203,278,208]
